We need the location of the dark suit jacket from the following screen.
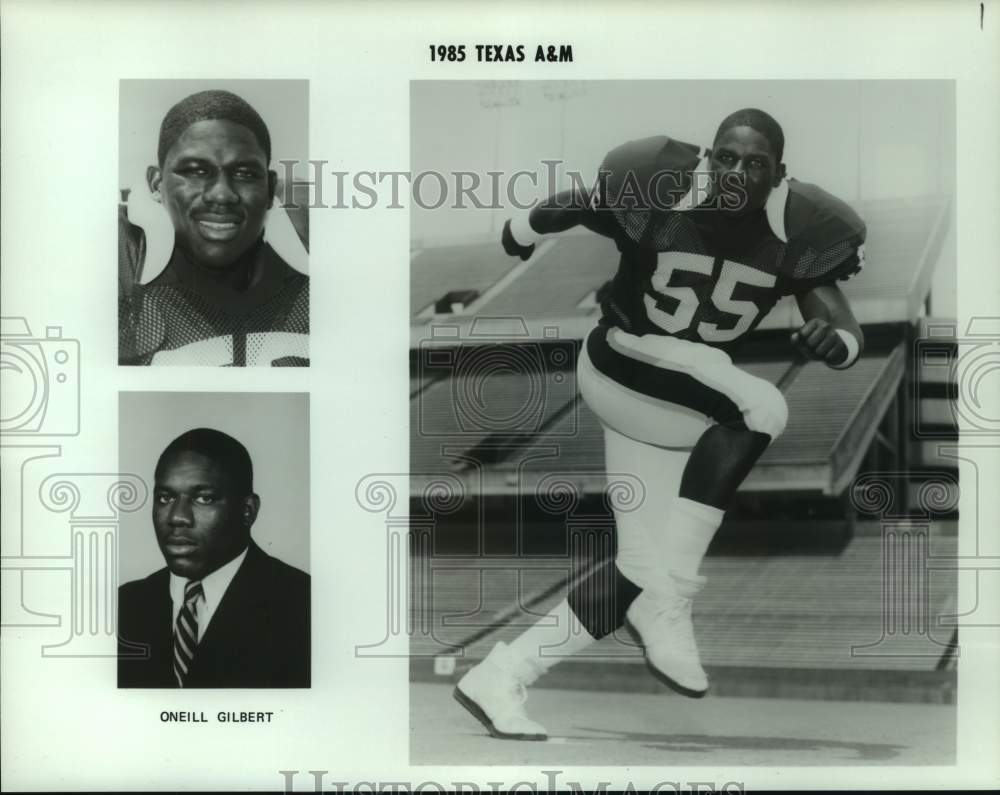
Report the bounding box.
[117,541,310,688]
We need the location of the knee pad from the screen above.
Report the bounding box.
[567,563,642,640]
[578,346,711,448]
[733,375,788,440]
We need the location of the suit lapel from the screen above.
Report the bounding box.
[190,543,269,680]
[148,569,175,685]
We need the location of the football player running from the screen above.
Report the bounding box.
[454,109,866,740]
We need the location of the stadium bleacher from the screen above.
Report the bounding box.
[473,236,621,317]
[412,365,578,474]
[411,242,523,317]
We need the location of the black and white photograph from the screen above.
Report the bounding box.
[118,79,310,367]
[117,391,310,688]
[2,1,999,791]
[409,80,959,765]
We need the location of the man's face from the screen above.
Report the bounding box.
[152,450,258,580]
[148,119,276,269]
[708,125,784,214]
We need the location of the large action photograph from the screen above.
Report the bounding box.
[407,80,958,765]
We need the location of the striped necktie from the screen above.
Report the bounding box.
[173,579,203,687]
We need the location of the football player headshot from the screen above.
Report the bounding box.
[117,428,310,688]
[118,86,309,366]
[455,108,867,739]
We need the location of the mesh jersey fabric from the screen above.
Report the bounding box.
[118,210,309,367]
[590,136,866,351]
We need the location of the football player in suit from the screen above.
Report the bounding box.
[455,109,866,739]
[117,428,310,688]
[118,89,309,366]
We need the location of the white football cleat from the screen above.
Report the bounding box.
[626,573,709,697]
[454,642,548,741]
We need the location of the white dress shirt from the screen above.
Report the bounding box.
[169,547,249,642]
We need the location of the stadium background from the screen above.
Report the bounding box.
[407,81,958,764]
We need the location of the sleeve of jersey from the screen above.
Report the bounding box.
[582,138,664,237]
[578,176,620,239]
[118,208,145,302]
[778,183,867,295]
[117,213,163,366]
[595,135,704,245]
[781,239,866,296]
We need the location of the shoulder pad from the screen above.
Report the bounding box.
[598,136,703,212]
[780,181,867,289]
[785,179,866,250]
[118,207,147,288]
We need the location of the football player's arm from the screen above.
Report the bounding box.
[793,284,864,369]
[502,187,612,260]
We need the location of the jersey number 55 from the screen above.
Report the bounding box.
[644,252,777,343]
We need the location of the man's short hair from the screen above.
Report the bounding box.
[155,428,254,494]
[157,90,271,167]
[713,108,785,163]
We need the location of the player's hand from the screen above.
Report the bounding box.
[792,318,848,366]
[501,218,536,261]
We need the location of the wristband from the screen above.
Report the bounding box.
[509,211,542,248]
[829,329,860,369]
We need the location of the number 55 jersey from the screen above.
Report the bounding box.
[588,135,867,350]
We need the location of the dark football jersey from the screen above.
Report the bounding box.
[590,136,866,350]
[118,212,309,366]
